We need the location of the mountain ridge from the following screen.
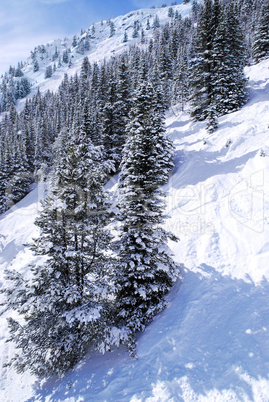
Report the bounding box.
[1,1,196,109]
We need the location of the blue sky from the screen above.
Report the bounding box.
[0,0,176,75]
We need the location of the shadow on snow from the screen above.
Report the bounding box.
[28,265,269,401]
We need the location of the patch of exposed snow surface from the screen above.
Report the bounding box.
[1,61,269,402]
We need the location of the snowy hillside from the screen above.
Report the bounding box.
[1,55,269,400]
[7,1,195,107]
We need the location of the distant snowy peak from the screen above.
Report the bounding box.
[20,1,197,96]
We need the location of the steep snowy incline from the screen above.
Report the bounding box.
[165,58,269,283]
[0,59,269,401]
[0,184,47,401]
[13,1,195,106]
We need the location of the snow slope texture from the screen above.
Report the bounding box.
[13,1,195,110]
[0,60,269,402]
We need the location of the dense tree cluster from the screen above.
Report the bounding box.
[4,130,116,376]
[0,13,194,214]
[189,0,248,131]
[252,0,269,63]
[2,63,177,376]
[1,0,268,377]
[110,81,177,355]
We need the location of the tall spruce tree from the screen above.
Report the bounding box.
[252,0,269,63]
[189,0,218,121]
[104,81,178,355]
[189,0,247,129]
[102,74,128,169]
[172,46,189,110]
[212,3,247,115]
[0,136,9,214]
[2,129,115,377]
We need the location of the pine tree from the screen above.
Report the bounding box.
[105,81,178,355]
[72,35,78,48]
[84,37,90,51]
[175,10,181,20]
[206,105,218,133]
[62,49,69,64]
[117,55,131,124]
[190,0,220,120]
[172,46,189,110]
[6,127,33,206]
[52,47,59,61]
[168,7,175,18]
[14,64,23,77]
[189,0,247,123]
[102,76,126,168]
[3,130,115,377]
[0,134,9,214]
[123,31,128,43]
[153,15,161,29]
[6,78,16,111]
[109,20,116,37]
[252,0,269,63]
[212,3,247,116]
[141,29,146,44]
[45,65,53,79]
[132,25,139,38]
[191,1,200,22]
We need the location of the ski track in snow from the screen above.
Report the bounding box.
[1,28,269,402]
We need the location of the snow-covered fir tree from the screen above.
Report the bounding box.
[101,75,126,169]
[2,129,115,377]
[189,0,219,122]
[189,0,247,131]
[212,2,247,116]
[172,46,189,110]
[252,0,269,63]
[104,80,178,355]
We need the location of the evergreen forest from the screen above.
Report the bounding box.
[0,0,268,377]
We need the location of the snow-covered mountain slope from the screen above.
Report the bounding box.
[11,1,195,107]
[1,57,269,400]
